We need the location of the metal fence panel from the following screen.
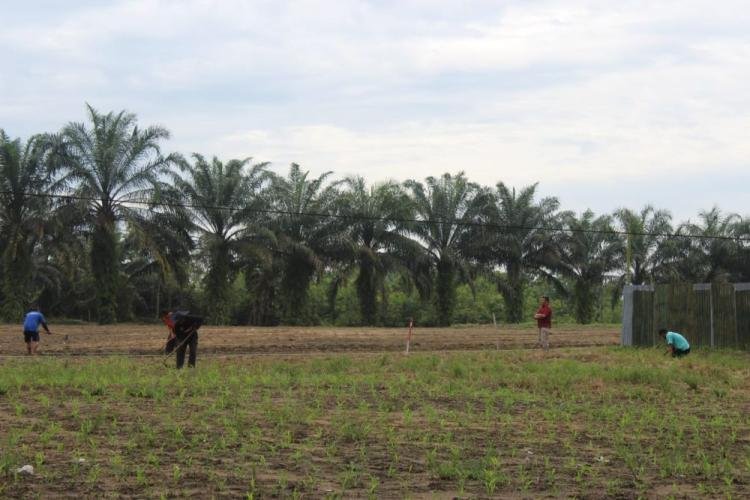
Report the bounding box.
[692,287,713,348]
[671,283,694,340]
[713,284,738,348]
[633,289,654,346]
[622,282,749,351]
[734,289,750,350]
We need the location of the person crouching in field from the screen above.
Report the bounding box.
[23,305,52,355]
[170,311,203,369]
[534,295,552,351]
[659,328,691,357]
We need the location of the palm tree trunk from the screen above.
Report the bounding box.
[281,254,315,325]
[573,280,596,324]
[155,278,160,319]
[435,257,456,326]
[356,253,377,326]
[1,230,32,321]
[206,241,232,324]
[91,212,118,324]
[501,263,525,323]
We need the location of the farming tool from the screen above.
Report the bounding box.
[160,311,204,367]
[161,327,198,367]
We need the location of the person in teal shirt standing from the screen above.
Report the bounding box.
[658,328,690,357]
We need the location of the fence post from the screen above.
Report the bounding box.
[735,283,750,350]
[732,284,738,347]
[710,285,715,348]
[492,313,499,350]
[621,285,634,346]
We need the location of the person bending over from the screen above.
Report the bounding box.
[172,311,203,369]
[659,328,690,357]
[23,305,52,355]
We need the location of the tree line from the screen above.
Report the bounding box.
[1,106,748,326]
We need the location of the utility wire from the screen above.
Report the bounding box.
[4,190,750,243]
[0,342,615,359]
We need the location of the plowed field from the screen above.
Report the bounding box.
[0,323,619,357]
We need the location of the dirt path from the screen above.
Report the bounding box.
[0,324,619,356]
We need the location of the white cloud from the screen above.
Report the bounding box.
[2,0,750,221]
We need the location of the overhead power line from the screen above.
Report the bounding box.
[4,190,750,243]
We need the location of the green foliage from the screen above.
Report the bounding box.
[662,208,745,283]
[269,164,343,324]
[3,106,750,325]
[171,154,271,324]
[338,177,418,325]
[315,274,502,327]
[91,219,119,323]
[485,183,560,323]
[0,130,59,320]
[614,205,672,286]
[452,278,504,325]
[404,172,491,326]
[555,210,624,324]
[59,105,177,323]
[1,348,748,497]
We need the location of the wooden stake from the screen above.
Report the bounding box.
[493,313,499,350]
[406,318,413,354]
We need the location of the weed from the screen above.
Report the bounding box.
[0,348,748,498]
[367,474,379,498]
[135,466,147,486]
[339,462,361,490]
[86,464,101,485]
[172,464,182,482]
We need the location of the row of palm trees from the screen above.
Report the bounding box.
[1,106,748,325]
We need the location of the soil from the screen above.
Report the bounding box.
[0,323,619,357]
[1,332,748,498]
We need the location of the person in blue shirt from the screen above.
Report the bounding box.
[658,328,690,357]
[23,305,52,355]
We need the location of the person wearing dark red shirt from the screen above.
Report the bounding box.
[160,310,177,354]
[534,295,552,351]
[161,310,203,368]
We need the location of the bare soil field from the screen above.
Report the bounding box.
[1,346,748,498]
[0,323,619,356]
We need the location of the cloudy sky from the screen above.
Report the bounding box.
[2,0,749,221]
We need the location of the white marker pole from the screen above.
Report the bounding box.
[406,318,413,354]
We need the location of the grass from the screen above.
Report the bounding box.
[0,347,748,497]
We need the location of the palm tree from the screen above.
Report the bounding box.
[338,176,421,325]
[269,163,346,324]
[0,130,60,320]
[660,207,742,283]
[404,172,490,326]
[58,105,177,323]
[487,182,559,323]
[121,206,195,318]
[729,217,750,282]
[614,205,673,285]
[171,154,271,324]
[555,210,623,324]
[36,199,97,320]
[243,243,282,326]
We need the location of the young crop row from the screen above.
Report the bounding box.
[0,347,748,497]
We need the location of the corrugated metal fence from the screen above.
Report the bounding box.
[621,283,750,349]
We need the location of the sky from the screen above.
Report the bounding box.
[2,0,749,222]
